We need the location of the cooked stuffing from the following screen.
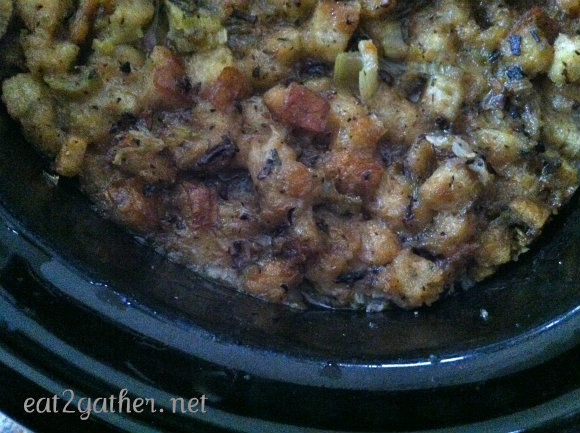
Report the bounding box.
[0,0,11,40]
[1,0,579,310]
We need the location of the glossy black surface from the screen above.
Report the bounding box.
[0,106,579,431]
[0,233,578,432]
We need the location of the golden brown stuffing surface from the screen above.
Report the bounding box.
[1,0,579,310]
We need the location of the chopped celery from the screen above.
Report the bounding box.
[165,0,226,53]
[333,40,379,101]
[358,40,379,101]
[92,0,155,54]
[334,52,363,93]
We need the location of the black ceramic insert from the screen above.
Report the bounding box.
[0,105,579,432]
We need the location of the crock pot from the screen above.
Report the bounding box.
[0,102,579,432]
